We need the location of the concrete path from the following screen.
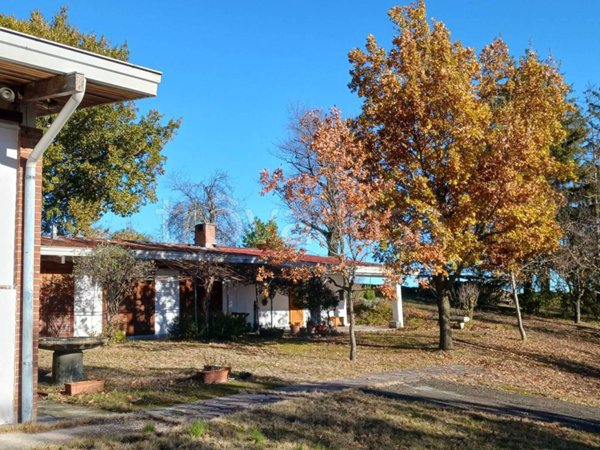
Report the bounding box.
[2,364,599,449]
[366,379,600,434]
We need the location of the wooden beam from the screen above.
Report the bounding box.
[21,72,85,102]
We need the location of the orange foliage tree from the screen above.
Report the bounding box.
[348,1,573,349]
[261,109,387,361]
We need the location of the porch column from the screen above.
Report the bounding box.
[389,282,404,329]
[154,269,180,336]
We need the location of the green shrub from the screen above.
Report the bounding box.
[355,299,392,325]
[209,313,250,340]
[169,314,249,341]
[110,329,127,344]
[258,327,285,339]
[141,422,155,433]
[187,420,208,438]
[168,316,199,340]
[362,286,377,301]
[251,427,266,443]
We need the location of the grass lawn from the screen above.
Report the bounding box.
[38,302,600,412]
[52,390,600,450]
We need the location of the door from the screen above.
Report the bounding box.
[288,289,304,326]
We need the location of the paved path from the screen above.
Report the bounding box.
[2,364,599,449]
[365,379,600,434]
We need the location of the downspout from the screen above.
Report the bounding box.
[21,79,86,422]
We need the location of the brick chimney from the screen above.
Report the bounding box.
[194,223,216,247]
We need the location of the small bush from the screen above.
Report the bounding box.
[209,313,250,340]
[168,316,199,340]
[110,329,127,344]
[188,420,208,439]
[141,423,155,433]
[355,299,392,325]
[251,427,266,443]
[258,327,285,339]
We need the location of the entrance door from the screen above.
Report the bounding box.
[288,290,304,326]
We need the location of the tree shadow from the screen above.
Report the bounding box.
[363,387,600,434]
[454,338,600,380]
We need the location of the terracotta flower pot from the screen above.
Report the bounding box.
[199,366,231,384]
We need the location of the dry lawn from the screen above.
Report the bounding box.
[53,390,600,450]
[38,303,600,411]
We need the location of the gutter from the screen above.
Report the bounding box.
[20,78,86,422]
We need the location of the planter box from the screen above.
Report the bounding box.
[199,367,231,384]
[65,380,105,396]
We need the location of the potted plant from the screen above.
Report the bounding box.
[315,321,328,335]
[289,322,301,336]
[198,357,231,384]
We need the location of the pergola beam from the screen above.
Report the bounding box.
[21,72,85,103]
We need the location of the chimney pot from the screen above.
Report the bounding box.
[194,223,216,247]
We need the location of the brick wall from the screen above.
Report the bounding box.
[13,127,43,422]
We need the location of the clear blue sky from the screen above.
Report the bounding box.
[3,1,600,249]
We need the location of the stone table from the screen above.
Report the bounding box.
[39,337,107,384]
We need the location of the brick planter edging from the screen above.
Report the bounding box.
[65,380,105,396]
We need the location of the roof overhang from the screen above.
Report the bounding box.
[40,245,386,278]
[0,27,162,115]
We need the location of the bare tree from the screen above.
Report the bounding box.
[167,171,241,245]
[166,255,243,338]
[73,244,155,339]
[275,107,341,255]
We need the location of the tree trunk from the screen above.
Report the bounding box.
[326,232,340,257]
[193,278,199,330]
[510,272,527,342]
[347,283,357,361]
[574,296,581,324]
[204,276,214,339]
[434,276,453,351]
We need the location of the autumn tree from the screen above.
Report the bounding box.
[241,218,285,249]
[167,172,241,245]
[262,109,386,361]
[349,1,573,349]
[0,8,180,235]
[274,108,341,255]
[73,244,155,339]
[109,227,154,243]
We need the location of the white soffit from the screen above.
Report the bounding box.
[0,27,162,110]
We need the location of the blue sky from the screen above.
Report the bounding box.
[3,1,600,250]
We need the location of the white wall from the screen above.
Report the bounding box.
[0,289,17,424]
[0,122,18,288]
[258,291,290,328]
[73,276,103,337]
[0,122,19,424]
[154,269,180,336]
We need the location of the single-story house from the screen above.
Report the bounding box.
[40,224,403,339]
[0,27,162,424]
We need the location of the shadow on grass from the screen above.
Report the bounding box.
[363,386,600,434]
[220,390,599,450]
[454,337,600,380]
[38,365,289,413]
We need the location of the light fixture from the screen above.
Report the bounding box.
[0,86,15,103]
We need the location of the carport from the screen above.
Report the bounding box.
[0,27,162,424]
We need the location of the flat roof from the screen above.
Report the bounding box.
[0,27,162,115]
